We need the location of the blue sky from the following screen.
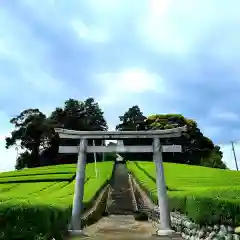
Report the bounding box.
[1,0,240,171]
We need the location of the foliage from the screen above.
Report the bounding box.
[5,109,58,169]
[116,105,151,161]
[146,114,221,167]
[6,98,108,169]
[0,162,114,239]
[6,101,227,169]
[200,146,227,169]
[117,106,226,169]
[127,161,240,225]
[15,151,34,170]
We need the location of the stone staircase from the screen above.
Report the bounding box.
[69,163,183,239]
[106,163,135,215]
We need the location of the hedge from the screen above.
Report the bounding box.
[127,161,240,226]
[0,173,76,183]
[0,162,114,239]
[132,161,240,189]
[0,164,76,178]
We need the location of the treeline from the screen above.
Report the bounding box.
[5,97,227,170]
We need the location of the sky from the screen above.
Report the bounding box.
[0,0,240,171]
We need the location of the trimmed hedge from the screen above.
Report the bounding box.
[127,161,240,226]
[0,162,114,239]
[0,164,76,178]
[0,198,72,240]
[0,173,76,183]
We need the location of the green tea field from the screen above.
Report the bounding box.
[0,162,114,239]
[127,161,240,226]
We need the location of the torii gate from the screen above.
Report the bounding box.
[55,126,186,236]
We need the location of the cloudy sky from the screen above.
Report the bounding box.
[0,0,240,171]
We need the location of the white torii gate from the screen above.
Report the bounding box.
[55,126,186,236]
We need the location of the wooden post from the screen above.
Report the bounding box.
[69,139,87,236]
[153,138,174,236]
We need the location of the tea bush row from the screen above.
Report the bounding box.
[0,164,77,178]
[0,162,114,239]
[127,161,240,226]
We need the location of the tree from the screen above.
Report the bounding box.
[6,109,58,169]
[146,114,226,168]
[200,146,227,169]
[116,105,151,161]
[49,97,108,164]
[15,151,32,170]
[116,105,147,131]
[6,98,108,169]
[116,107,226,169]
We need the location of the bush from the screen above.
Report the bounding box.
[0,164,76,178]
[0,162,114,239]
[127,161,240,226]
[0,198,72,240]
[0,174,75,183]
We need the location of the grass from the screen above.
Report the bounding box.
[127,161,240,226]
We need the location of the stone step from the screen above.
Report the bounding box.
[106,163,135,214]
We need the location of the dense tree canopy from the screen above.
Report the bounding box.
[116,106,227,169]
[6,98,107,169]
[49,98,107,164]
[116,105,151,161]
[5,100,227,170]
[5,109,59,169]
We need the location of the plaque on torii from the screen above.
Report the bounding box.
[55,126,187,237]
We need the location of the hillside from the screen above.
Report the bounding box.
[2,160,240,239]
[0,162,114,239]
[127,161,240,225]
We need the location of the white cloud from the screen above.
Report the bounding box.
[0,109,55,173]
[70,19,110,43]
[0,7,66,97]
[96,68,166,106]
[0,141,17,172]
[137,0,239,55]
[1,0,240,172]
[87,0,121,13]
[0,111,16,172]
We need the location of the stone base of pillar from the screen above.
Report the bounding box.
[68,229,89,237]
[157,229,175,236]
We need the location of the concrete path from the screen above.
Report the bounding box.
[73,215,182,240]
